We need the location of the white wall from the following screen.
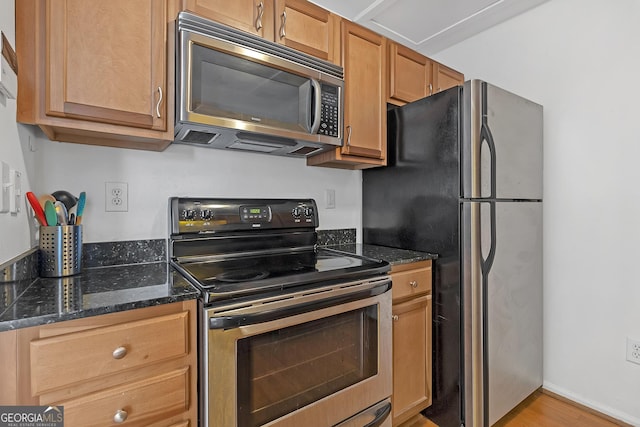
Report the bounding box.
[32,138,362,243]
[0,1,40,265]
[0,2,362,265]
[434,0,640,424]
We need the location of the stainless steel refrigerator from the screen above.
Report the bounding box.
[362,80,543,427]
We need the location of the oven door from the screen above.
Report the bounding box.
[203,276,392,427]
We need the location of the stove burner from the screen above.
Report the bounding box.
[207,270,270,283]
[315,255,356,269]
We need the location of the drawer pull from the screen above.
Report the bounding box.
[112,346,127,360]
[392,315,399,321]
[113,409,128,423]
[409,280,418,288]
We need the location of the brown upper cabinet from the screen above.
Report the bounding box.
[182,0,276,39]
[182,0,340,64]
[16,0,175,151]
[433,62,465,94]
[307,21,387,169]
[388,40,464,105]
[388,41,432,105]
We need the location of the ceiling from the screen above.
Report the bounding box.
[310,0,549,56]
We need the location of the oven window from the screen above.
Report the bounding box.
[236,305,379,427]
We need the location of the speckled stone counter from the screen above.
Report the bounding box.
[329,244,438,266]
[0,262,199,332]
[0,233,431,332]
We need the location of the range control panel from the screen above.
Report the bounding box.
[170,198,318,235]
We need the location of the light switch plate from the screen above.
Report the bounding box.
[0,161,10,213]
[9,169,21,214]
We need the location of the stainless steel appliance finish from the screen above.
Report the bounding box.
[362,80,543,427]
[169,197,392,427]
[175,12,344,157]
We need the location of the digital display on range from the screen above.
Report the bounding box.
[241,206,270,222]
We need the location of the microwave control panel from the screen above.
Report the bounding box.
[319,84,340,137]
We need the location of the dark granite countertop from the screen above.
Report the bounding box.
[0,233,435,333]
[329,244,438,266]
[0,262,199,332]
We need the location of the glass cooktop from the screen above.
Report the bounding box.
[173,248,389,301]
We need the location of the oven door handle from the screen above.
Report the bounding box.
[334,399,391,427]
[209,279,391,329]
[363,401,392,427]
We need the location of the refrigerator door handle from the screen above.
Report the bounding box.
[481,81,497,200]
[480,201,497,275]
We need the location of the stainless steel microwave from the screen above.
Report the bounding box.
[175,12,344,157]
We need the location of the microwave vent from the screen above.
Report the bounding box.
[181,129,219,145]
[289,146,322,156]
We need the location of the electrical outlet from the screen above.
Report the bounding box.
[105,182,128,212]
[627,337,640,365]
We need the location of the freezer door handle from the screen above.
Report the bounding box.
[480,81,497,200]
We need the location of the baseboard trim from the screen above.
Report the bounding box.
[542,383,639,427]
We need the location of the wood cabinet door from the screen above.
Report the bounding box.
[46,0,167,130]
[388,42,431,105]
[274,0,338,63]
[341,21,386,159]
[183,0,275,39]
[392,294,432,426]
[433,62,464,94]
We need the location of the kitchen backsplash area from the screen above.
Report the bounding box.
[0,229,357,282]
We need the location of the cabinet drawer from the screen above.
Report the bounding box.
[30,311,189,395]
[392,267,432,301]
[62,367,189,427]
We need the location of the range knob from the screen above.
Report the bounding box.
[182,209,196,220]
[291,207,302,219]
[201,209,212,220]
[304,206,314,218]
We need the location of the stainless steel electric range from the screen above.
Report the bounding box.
[168,198,393,427]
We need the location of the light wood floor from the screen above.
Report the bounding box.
[399,389,629,427]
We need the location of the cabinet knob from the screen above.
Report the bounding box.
[280,11,287,39]
[256,2,264,30]
[409,280,418,288]
[392,315,399,321]
[113,409,128,423]
[112,346,127,360]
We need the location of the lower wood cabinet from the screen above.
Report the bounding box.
[0,300,197,427]
[391,260,433,426]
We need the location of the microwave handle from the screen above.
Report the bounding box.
[310,78,322,135]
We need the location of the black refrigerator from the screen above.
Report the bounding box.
[363,80,543,427]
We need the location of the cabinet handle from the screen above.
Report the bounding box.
[346,125,352,146]
[113,409,128,423]
[409,280,418,288]
[280,11,286,39]
[155,86,163,118]
[392,315,399,321]
[256,2,264,31]
[429,83,433,95]
[112,346,127,360]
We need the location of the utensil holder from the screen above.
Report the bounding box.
[39,225,83,277]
